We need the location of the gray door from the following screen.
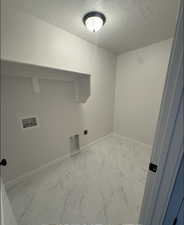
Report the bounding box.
[177,200,184,225]
[163,156,184,225]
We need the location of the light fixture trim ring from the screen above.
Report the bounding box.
[83,11,106,26]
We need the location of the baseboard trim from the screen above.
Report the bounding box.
[5,133,113,190]
[5,132,151,190]
[112,132,152,150]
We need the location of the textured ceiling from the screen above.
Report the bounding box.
[7,0,179,54]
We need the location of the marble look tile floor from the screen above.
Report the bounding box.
[7,134,152,225]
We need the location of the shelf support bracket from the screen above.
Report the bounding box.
[32,77,40,93]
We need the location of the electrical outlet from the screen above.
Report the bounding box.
[84,130,88,135]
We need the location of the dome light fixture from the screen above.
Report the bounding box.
[83,11,106,32]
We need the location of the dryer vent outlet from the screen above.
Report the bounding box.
[70,134,80,155]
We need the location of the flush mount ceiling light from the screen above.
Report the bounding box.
[83,11,106,32]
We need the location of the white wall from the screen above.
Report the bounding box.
[1,8,116,182]
[114,39,172,145]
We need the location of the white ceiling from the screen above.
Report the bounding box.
[8,0,179,54]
